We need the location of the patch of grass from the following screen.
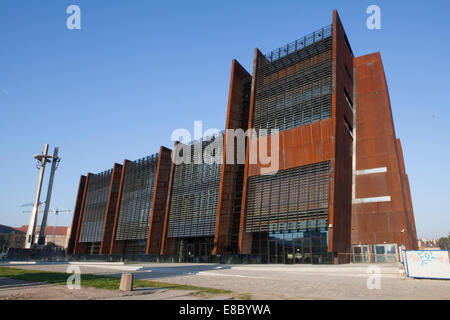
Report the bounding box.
[133,279,230,294]
[238,293,252,300]
[0,266,231,294]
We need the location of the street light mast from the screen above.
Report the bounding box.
[25,144,51,249]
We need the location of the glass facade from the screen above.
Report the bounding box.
[253,25,333,137]
[78,170,112,243]
[178,237,214,262]
[86,242,101,255]
[351,244,398,263]
[371,244,398,263]
[167,137,222,238]
[245,162,330,233]
[123,239,148,255]
[252,229,331,264]
[115,154,159,242]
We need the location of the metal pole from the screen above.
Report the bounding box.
[38,147,59,246]
[52,211,58,244]
[25,144,49,249]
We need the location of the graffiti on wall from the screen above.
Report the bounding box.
[405,250,450,280]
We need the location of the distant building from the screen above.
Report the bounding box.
[15,225,71,249]
[0,224,25,251]
[0,224,24,235]
[417,238,440,250]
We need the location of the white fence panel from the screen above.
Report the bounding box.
[405,250,450,280]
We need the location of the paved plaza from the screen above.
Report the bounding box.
[1,262,449,300]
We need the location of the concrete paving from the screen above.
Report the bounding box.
[0,277,229,300]
[1,262,449,299]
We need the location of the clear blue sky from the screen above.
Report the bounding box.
[0,0,449,239]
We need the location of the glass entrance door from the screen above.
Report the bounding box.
[268,240,277,263]
[352,245,370,263]
[268,239,286,264]
[293,238,304,263]
[265,230,329,264]
[371,244,398,263]
[285,239,294,264]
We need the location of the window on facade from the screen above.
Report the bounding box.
[253,29,333,137]
[115,155,158,241]
[168,138,222,238]
[78,170,112,243]
[344,116,353,139]
[245,161,331,233]
[344,87,353,110]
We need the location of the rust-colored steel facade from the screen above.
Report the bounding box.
[160,145,177,256]
[146,147,172,254]
[109,159,130,255]
[351,52,418,251]
[68,10,417,263]
[67,175,86,254]
[238,10,354,263]
[214,60,251,255]
[99,163,123,254]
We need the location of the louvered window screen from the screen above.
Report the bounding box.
[168,138,222,238]
[245,161,330,233]
[254,25,332,136]
[78,170,112,243]
[115,154,158,241]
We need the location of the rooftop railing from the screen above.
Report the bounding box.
[264,24,332,63]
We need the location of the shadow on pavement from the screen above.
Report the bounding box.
[94,264,233,281]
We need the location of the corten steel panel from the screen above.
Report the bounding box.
[73,173,92,255]
[247,119,334,176]
[329,9,354,262]
[99,163,123,255]
[146,146,172,254]
[355,173,390,199]
[396,139,418,249]
[109,160,130,255]
[238,49,264,254]
[67,175,86,255]
[214,60,250,255]
[352,52,417,250]
[160,142,179,256]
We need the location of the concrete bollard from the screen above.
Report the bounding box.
[119,273,133,291]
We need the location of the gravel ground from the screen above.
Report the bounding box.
[0,277,128,300]
[1,262,449,300]
[0,277,235,300]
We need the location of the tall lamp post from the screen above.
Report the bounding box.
[25,145,51,248]
[37,147,60,247]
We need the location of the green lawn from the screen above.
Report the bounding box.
[0,266,230,294]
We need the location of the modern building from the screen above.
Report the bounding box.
[417,238,440,250]
[0,225,26,252]
[67,10,417,264]
[68,147,172,256]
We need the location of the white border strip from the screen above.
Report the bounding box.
[352,196,391,204]
[356,167,387,175]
